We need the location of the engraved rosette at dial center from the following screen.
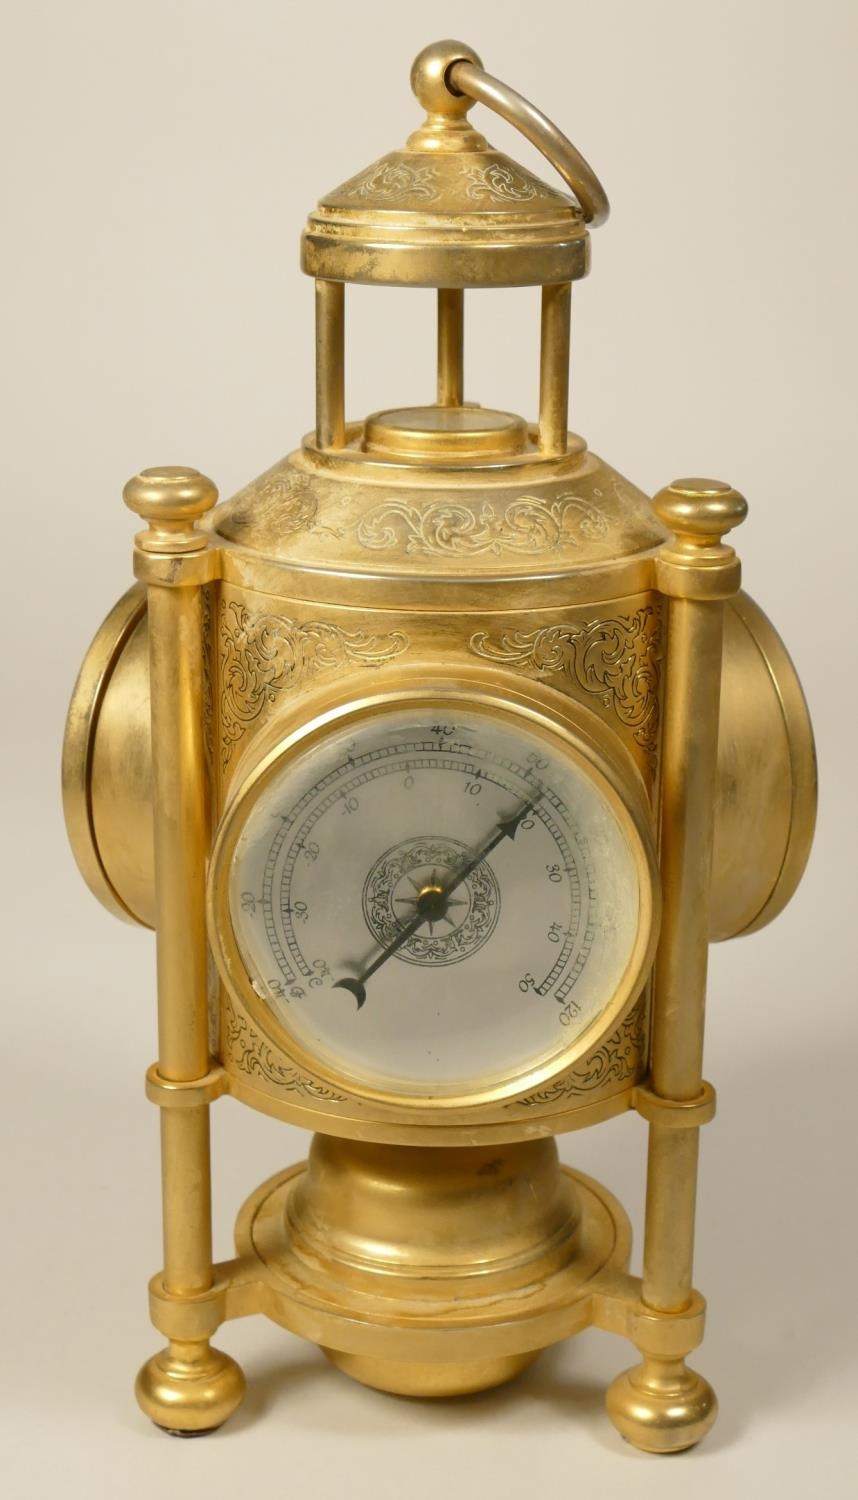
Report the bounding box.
[362,837,500,968]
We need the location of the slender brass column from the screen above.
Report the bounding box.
[607,478,747,1454]
[437,288,464,406]
[148,578,214,1295]
[123,468,244,1434]
[315,278,346,448]
[643,592,725,1310]
[148,581,209,1078]
[538,281,571,454]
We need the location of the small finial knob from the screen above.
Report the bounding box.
[123,466,218,554]
[653,478,747,598]
[653,478,748,545]
[410,40,483,116]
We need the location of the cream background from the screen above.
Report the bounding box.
[2,1,856,1495]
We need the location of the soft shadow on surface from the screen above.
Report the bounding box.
[211,1032,858,1456]
[232,1340,606,1436]
[227,1347,334,1433]
[230,1338,743,1457]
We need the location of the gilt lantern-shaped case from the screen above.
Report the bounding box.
[63,40,816,1452]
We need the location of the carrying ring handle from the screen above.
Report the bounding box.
[409,43,608,227]
[448,60,609,227]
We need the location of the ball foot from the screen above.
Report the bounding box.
[606,1357,717,1454]
[135,1340,245,1435]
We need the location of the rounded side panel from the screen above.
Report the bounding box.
[62,584,155,928]
[711,591,817,941]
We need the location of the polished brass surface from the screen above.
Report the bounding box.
[135,1340,246,1436]
[207,439,663,575]
[146,1063,227,1110]
[123,466,217,555]
[539,282,571,454]
[302,40,593,289]
[64,582,815,945]
[363,403,529,460]
[231,1149,633,1398]
[712,591,817,938]
[315,278,345,450]
[207,670,660,1124]
[606,1361,717,1454]
[437,287,464,405]
[124,468,244,1432]
[302,205,589,290]
[409,39,486,120]
[62,582,150,925]
[324,1349,540,1399]
[87,593,154,927]
[606,479,744,1452]
[288,1135,581,1288]
[64,37,816,1452]
[447,57,610,226]
[633,1079,716,1130]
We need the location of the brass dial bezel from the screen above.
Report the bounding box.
[207,667,660,1116]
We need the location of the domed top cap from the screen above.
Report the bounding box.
[301,40,605,289]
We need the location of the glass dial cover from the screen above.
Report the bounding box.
[224,705,647,1099]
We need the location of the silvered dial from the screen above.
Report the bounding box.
[227,707,641,1097]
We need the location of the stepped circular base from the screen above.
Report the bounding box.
[235,1140,632,1395]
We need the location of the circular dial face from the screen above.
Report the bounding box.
[225,706,644,1098]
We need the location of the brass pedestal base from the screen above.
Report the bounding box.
[141,1135,715,1447]
[234,1135,632,1400]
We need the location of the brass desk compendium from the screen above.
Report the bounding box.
[63,41,816,1452]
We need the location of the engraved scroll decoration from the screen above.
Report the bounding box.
[470,607,662,757]
[357,492,610,558]
[201,585,215,774]
[508,996,648,1108]
[334,160,441,203]
[223,470,343,542]
[332,159,564,208]
[224,998,347,1102]
[219,600,409,766]
[462,162,539,203]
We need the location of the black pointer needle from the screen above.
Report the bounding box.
[333,910,427,1011]
[440,795,540,902]
[333,793,540,1010]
